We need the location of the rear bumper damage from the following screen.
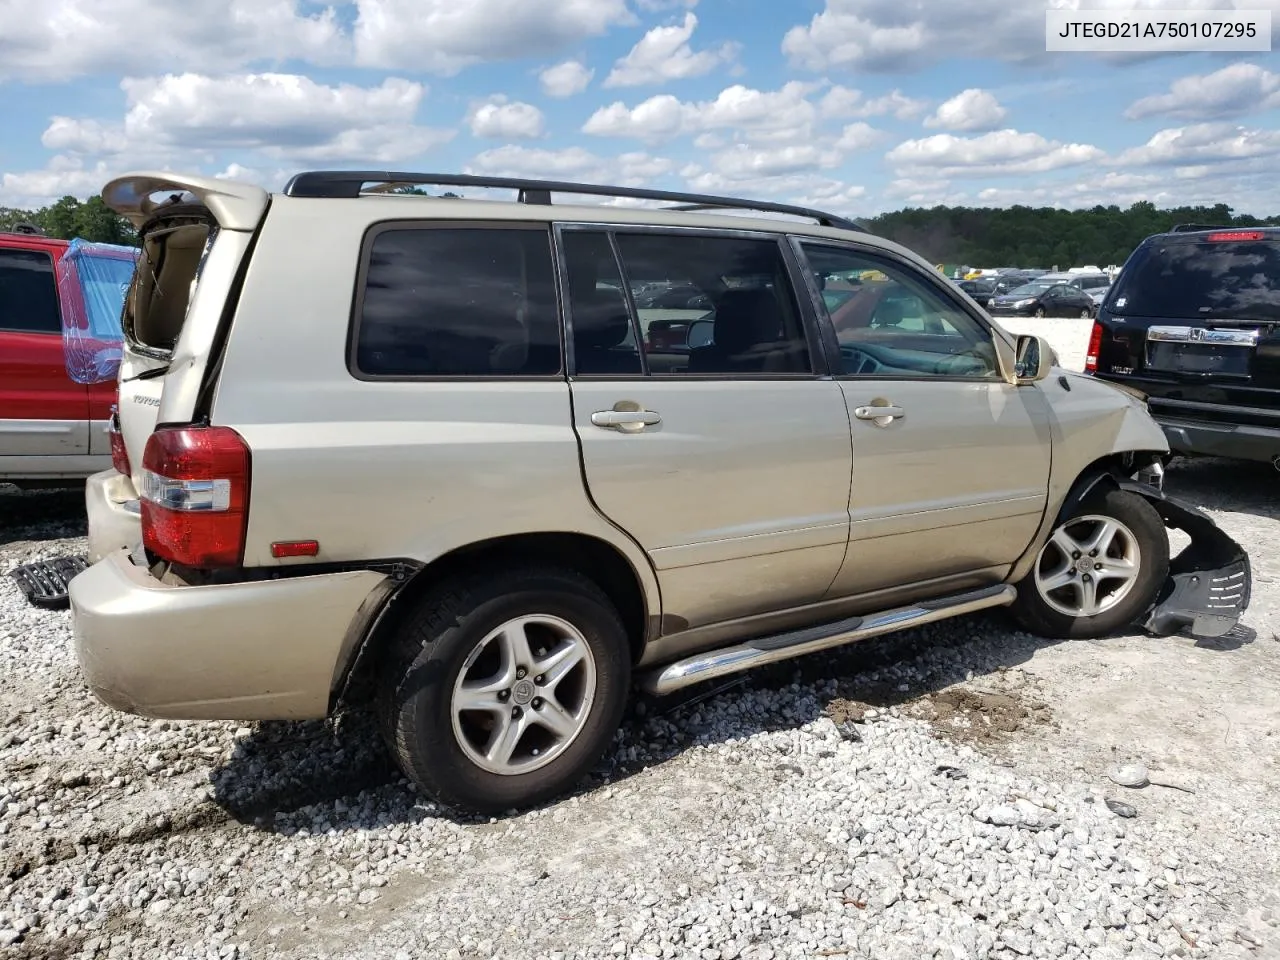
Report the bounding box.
[1119,480,1252,639]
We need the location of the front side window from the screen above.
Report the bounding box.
[800,243,1000,379]
[612,232,811,376]
[0,248,60,334]
[354,227,561,377]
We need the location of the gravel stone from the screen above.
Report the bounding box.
[0,469,1276,960]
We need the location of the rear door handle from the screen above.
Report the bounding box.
[853,404,905,425]
[591,409,662,432]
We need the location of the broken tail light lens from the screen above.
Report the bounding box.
[141,426,251,567]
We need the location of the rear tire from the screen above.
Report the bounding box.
[376,567,631,814]
[1012,486,1168,639]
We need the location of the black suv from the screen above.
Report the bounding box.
[1088,226,1280,467]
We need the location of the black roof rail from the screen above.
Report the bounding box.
[1169,223,1232,233]
[281,170,868,233]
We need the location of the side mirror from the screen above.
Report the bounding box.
[686,318,714,350]
[1014,334,1053,382]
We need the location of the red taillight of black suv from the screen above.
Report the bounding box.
[1085,321,1104,373]
[140,426,251,567]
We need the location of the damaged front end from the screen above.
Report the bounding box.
[1119,479,1252,639]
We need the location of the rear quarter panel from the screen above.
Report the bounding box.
[210,198,661,613]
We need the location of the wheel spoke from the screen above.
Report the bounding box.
[532,698,578,738]
[1040,568,1077,593]
[535,640,586,689]
[495,621,536,677]
[1095,556,1137,582]
[1050,527,1082,560]
[1076,576,1101,617]
[455,683,506,713]
[1081,519,1120,557]
[485,711,528,767]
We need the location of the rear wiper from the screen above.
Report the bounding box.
[123,365,170,383]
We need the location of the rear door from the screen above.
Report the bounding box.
[795,240,1052,599]
[100,175,270,491]
[0,240,91,463]
[563,226,853,631]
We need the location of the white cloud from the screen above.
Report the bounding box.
[819,85,928,120]
[681,169,867,215]
[353,0,634,74]
[886,129,1105,177]
[710,144,842,180]
[1125,62,1280,121]
[466,96,546,139]
[0,0,347,82]
[924,88,1007,132]
[782,0,1048,72]
[634,0,697,9]
[466,145,675,187]
[40,73,453,167]
[603,13,738,88]
[834,122,884,152]
[539,60,594,98]
[583,81,823,143]
[1114,122,1280,166]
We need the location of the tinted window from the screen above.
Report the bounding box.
[355,227,560,377]
[1110,239,1280,320]
[563,231,642,376]
[613,233,811,375]
[0,249,60,333]
[802,243,999,379]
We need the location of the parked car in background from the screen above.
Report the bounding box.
[1037,271,1112,304]
[987,281,1098,319]
[1088,225,1280,467]
[954,278,998,308]
[0,231,136,484]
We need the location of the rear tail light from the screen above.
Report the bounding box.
[107,406,130,477]
[1085,321,1104,373]
[1207,231,1265,242]
[140,426,250,568]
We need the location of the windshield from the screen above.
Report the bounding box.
[1008,282,1052,297]
[1110,239,1280,320]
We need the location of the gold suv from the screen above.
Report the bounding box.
[70,172,1251,814]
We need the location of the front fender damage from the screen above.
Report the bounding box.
[1117,480,1252,639]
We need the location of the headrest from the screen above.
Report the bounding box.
[714,289,783,354]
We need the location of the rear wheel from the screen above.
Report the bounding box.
[377,567,631,814]
[1012,486,1168,639]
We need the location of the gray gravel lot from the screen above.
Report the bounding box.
[0,463,1277,960]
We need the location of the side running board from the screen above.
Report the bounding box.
[640,584,1017,696]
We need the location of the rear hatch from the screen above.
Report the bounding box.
[102,174,269,494]
[1096,230,1280,418]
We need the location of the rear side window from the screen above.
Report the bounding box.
[354,226,561,377]
[0,248,60,333]
[1111,239,1280,321]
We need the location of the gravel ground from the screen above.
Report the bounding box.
[0,464,1276,960]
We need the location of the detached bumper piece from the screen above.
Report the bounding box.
[1120,481,1251,639]
[10,556,90,610]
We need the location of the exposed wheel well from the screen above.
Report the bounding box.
[337,532,650,708]
[1056,450,1166,524]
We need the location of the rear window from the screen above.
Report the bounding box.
[0,248,60,333]
[353,226,561,378]
[1110,239,1280,320]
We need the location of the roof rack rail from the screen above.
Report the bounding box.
[281,171,868,233]
[1169,223,1232,233]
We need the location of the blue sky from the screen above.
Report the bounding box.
[2,0,1279,215]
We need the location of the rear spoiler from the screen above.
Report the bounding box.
[102,173,269,232]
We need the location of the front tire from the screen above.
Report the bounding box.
[377,567,631,814]
[1012,486,1169,639]
[1033,307,1046,318]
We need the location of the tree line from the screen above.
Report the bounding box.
[5,193,1278,266]
[865,201,1280,268]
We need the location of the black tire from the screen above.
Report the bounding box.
[1079,308,1092,319]
[1011,486,1169,639]
[376,567,631,814]
[1033,307,1046,318]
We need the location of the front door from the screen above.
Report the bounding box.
[0,243,91,464]
[562,227,853,631]
[796,240,1052,599]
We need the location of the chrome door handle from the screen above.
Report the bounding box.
[591,409,662,431]
[853,404,905,426]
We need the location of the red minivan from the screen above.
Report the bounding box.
[0,230,136,484]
